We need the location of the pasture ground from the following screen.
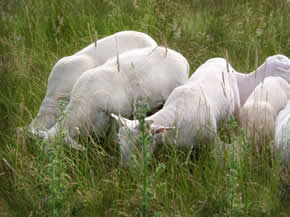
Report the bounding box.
[0,0,289,216]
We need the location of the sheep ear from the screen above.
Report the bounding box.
[111,113,128,127]
[151,126,175,134]
[111,113,139,129]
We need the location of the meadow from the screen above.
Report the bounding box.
[0,0,289,216]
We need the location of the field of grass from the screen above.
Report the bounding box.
[0,0,289,216]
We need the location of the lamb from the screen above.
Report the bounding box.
[275,100,290,167]
[30,31,157,132]
[234,54,290,106]
[112,57,240,165]
[37,46,189,148]
[238,77,290,146]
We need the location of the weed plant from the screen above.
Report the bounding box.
[1,0,289,216]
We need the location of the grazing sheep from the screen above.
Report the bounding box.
[38,46,189,148]
[112,57,240,165]
[234,54,290,106]
[275,100,290,167]
[239,77,290,147]
[30,31,157,132]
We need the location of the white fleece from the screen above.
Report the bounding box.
[239,77,290,145]
[114,57,240,164]
[30,31,157,131]
[41,46,189,145]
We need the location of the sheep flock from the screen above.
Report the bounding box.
[29,31,290,168]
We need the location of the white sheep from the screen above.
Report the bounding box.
[30,31,157,132]
[275,100,290,167]
[238,77,290,147]
[112,57,240,165]
[38,46,189,148]
[234,54,290,106]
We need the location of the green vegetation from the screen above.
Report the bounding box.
[0,0,289,216]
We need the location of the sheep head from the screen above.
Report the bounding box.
[111,113,174,166]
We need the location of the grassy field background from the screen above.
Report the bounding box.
[0,0,289,216]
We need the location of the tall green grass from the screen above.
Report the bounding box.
[1,0,289,216]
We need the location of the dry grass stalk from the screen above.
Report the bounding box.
[255,47,258,79]
[115,36,120,72]
[246,47,250,71]
[19,97,24,126]
[94,31,98,47]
